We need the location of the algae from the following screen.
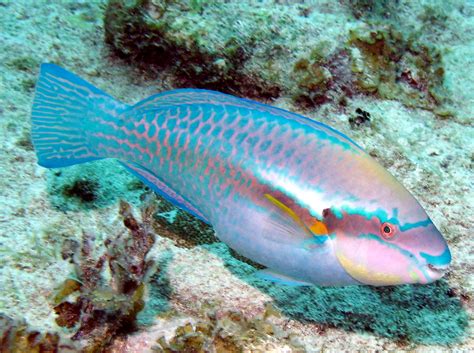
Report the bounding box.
[104,0,281,98]
[154,304,303,352]
[347,24,448,111]
[0,314,74,352]
[53,201,159,352]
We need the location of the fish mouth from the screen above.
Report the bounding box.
[425,263,449,281]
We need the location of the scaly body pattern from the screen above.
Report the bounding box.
[31,64,451,286]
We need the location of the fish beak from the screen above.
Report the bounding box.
[425,262,449,282]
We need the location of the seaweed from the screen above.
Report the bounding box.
[0,314,76,352]
[53,201,156,352]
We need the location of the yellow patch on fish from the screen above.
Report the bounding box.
[308,220,328,235]
[264,193,327,236]
[336,252,402,285]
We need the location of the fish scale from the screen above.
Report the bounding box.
[31,64,451,286]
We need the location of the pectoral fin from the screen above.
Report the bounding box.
[264,193,328,245]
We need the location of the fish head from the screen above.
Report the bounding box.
[323,169,451,286]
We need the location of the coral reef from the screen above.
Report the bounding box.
[347,25,448,112]
[104,0,281,98]
[53,201,156,352]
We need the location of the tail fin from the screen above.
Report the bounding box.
[31,63,127,168]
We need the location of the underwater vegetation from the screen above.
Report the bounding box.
[0,314,67,353]
[154,304,305,352]
[346,25,448,113]
[1,0,471,351]
[53,201,156,352]
[104,0,281,98]
[104,0,452,115]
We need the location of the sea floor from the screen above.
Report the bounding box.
[0,1,473,352]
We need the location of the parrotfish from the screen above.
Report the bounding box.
[31,64,451,286]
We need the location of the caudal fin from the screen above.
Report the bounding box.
[31,63,127,168]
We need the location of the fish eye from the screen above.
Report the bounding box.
[380,222,395,239]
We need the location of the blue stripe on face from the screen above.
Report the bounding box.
[335,206,432,233]
[398,218,432,231]
[420,247,452,266]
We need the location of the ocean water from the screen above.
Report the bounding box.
[0,1,473,352]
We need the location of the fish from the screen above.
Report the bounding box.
[31,63,452,286]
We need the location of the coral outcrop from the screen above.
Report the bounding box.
[104,0,452,115]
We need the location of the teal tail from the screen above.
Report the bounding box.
[31,63,127,168]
